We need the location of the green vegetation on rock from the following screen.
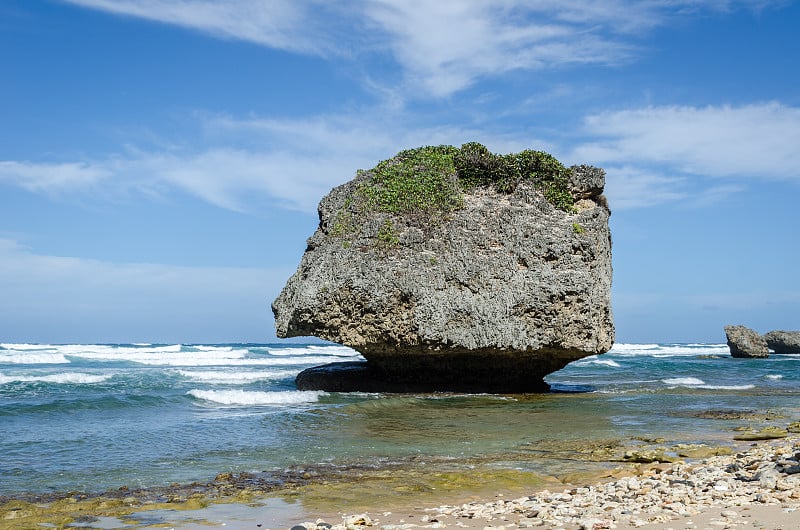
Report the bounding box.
[376,218,400,248]
[329,143,578,250]
[356,142,575,215]
[358,145,462,214]
[732,426,789,441]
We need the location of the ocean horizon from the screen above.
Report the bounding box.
[2,342,798,503]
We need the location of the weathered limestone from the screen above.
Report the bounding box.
[724,325,769,358]
[273,146,614,392]
[763,330,800,354]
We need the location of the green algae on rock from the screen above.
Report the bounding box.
[733,426,789,441]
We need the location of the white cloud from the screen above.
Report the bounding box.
[0,238,290,342]
[5,101,797,213]
[63,0,340,55]
[568,102,800,210]
[575,102,800,179]
[601,166,688,210]
[63,0,784,98]
[363,0,642,98]
[0,160,110,192]
[137,148,361,212]
[1,110,552,212]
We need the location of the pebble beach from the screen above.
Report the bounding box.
[292,437,800,530]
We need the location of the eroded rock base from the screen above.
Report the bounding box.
[295,361,551,393]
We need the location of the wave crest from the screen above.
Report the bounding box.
[187,389,326,406]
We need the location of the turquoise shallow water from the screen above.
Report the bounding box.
[1,342,798,497]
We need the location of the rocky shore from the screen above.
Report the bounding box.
[724,326,800,357]
[293,437,800,530]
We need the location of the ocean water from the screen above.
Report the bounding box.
[1,342,798,499]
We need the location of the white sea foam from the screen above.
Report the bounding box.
[612,343,661,351]
[765,374,784,380]
[698,384,756,390]
[266,345,361,358]
[597,359,621,367]
[611,344,729,358]
[1,343,58,351]
[0,352,70,364]
[662,377,705,386]
[56,344,182,357]
[132,355,349,367]
[2,344,360,367]
[572,355,621,368]
[58,345,247,366]
[0,372,111,384]
[187,389,326,406]
[176,370,293,384]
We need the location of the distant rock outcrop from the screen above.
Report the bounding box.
[724,325,769,358]
[273,143,614,392]
[763,330,800,354]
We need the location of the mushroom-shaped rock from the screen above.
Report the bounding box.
[272,144,615,392]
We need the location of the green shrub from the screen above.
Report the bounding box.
[454,142,502,188]
[359,145,462,214]
[356,143,575,216]
[376,218,400,248]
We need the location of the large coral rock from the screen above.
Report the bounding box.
[724,325,769,358]
[273,146,614,392]
[763,330,800,354]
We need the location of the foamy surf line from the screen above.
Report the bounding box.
[662,377,755,390]
[662,377,706,386]
[187,389,327,406]
[573,356,621,367]
[610,344,729,357]
[176,369,295,384]
[0,372,112,384]
[266,345,361,357]
[0,353,70,364]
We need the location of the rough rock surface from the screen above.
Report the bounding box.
[273,156,614,392]
[724,325,769,358]
[763,330,800,354]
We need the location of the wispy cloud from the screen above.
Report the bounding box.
[63,0,784,98]
[601,166,688,210]
[0,111,548,212]
[574,102,800,179]
[361,0,634,97]
[0,160,110,192]
[63,0,344,55]
[4,101,798,212]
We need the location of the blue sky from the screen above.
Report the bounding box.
[1,0,798,344]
